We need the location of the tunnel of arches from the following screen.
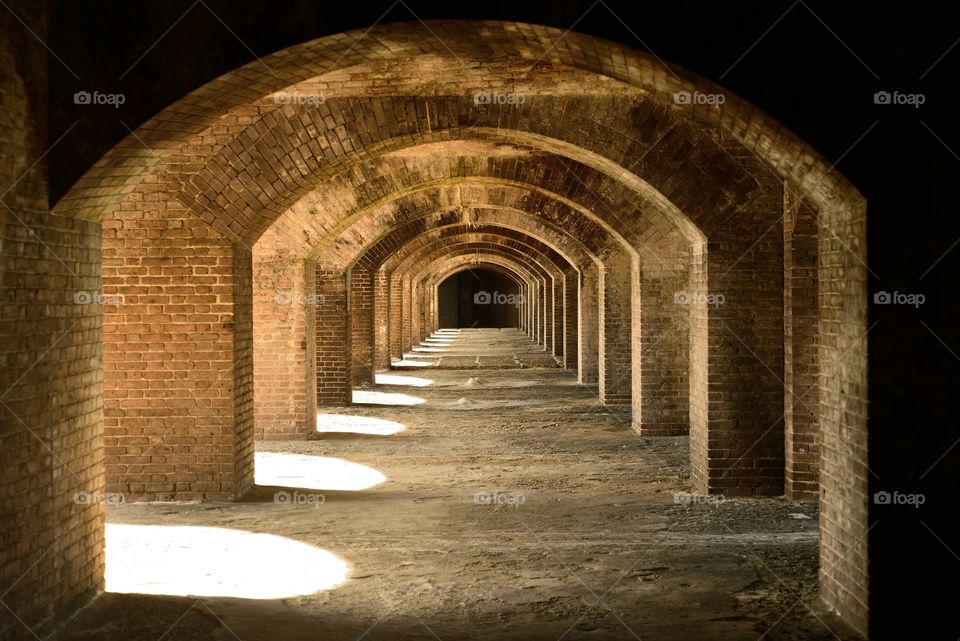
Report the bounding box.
[7,19,870,638]
[437,268,522,329]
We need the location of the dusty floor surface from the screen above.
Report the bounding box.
[53,329,861,641]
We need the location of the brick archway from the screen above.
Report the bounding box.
[44,20,867,633]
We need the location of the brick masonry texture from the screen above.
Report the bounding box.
[3,20,870,637]
[0,4,103,639]
[784,185,820,500]
[252,228,315,440]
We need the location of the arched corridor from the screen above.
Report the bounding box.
[55,329,848,640]
[437,269,521,329]
[13,5,950,640]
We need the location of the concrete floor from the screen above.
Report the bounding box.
[53,329,860,641]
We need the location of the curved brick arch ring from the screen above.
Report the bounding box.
[56,20,859,220]
[62,22,867,630]
[418,252,545,325]
[403,240,563,354]
[408,249,548,344]
[421,252,557,348]
[350,225,574,382]
[425,255,540,340]
[266,139,704,261]
[325,200,603,272]
[427,258,534,334]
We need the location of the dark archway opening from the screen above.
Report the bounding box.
[437,268,520,328]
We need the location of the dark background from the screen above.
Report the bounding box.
[437,269,521,328]
[45,1,958,635]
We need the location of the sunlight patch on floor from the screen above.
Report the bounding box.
[106,524,349,598]
[375,373,433,387]
[255,451,386,490]
[353,389,426,405]
[317,413,405,435]
[391,359,435,367]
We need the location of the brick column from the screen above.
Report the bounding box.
[429,285,439,335]
[534,281,543,346]
[784,186,820,499]
[553,276,564,359]
[817,198,868,632]
[0,8,105,631]
[417,281,430,342]
[520,282,528,334]
[598,250,632,405]
[517,282,524,333]
[315,267,351,405]
[349,265,375,386]
[253,246,315,440]
[632,234,690,436]
[373,270,390,371]
[542,278,552,349]
[411,281,420,344]
[401,277,413,354]
[691,177,785,497]
[102,203,254,501]
[389,274,403,362]
[564,269,579,370]
[579,265,600,385]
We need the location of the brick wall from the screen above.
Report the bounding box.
[818,198,868,632]
[784,186,820,499]
[401,278,412,355]
[373,270,390,370]
[688,243,710,491]
[633,230,690,436]
[0,4,104,638]
[564,269,579,370]
[578,266,600,385]
[552,277,564,359]
[696,156,786,497]
[102,200,251,500]
[315,267,350,405]
[232,245,254,496]
[252,233,314,440]
[598,250,633,405]
[33,19,870,635]
[389,274,403,362]
[350,266,374,386]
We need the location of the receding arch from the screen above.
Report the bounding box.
[49,20,867,633]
